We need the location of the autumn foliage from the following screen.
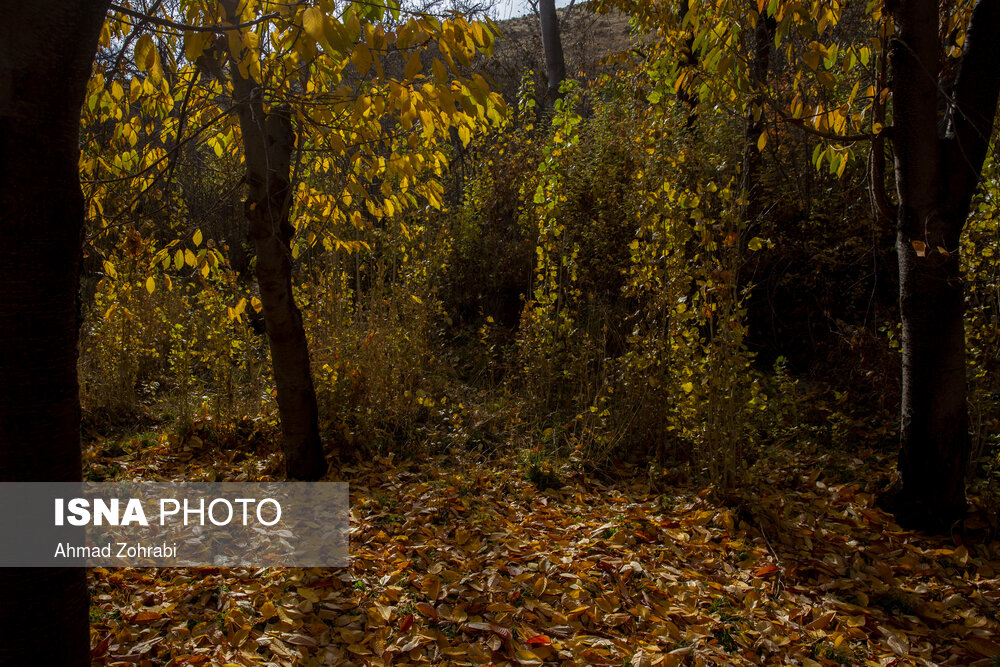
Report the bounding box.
[3,0,1000,664]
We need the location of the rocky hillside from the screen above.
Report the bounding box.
[485,4,638,104]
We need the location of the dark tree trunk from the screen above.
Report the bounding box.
[676,0,699,127]
[539,0,566,106]
[893,227,969,528]
[880,0,1000,531]
[742,12,775,224]
[0,1,109,664]
[220,8,328,480]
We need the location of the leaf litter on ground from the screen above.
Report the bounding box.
[85,430,1000,666]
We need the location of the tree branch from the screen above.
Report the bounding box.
[943,0,1000,223]
[871,34,897,225]
[762,94,874,144]
[109,2,296,33]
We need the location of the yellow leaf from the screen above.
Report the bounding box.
[134,34,162,84]
[757,131,767,151]
[134,34,156,73]
[251,297,263,313]
[352,45,372,75]
[803,46,821,71]
[514,649,542,665]
[145,276,155,295]
[193,229,203,246]
[184,32,210,63]
[242,30,259,52]
[129,77,141,103]
[185,249,197,267]
[911,240,927,257]
[302,7,325,43]
[174,249,184,270]
[404,51,422,80]
[681,382,694,394]
[432,57,448,83]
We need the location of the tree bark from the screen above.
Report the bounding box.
[0,1,109,664]
[880,0,1000,531]
[219,10,328,480]
[676,0,699,128]
[742,12,775,224]
[539,0,567,106]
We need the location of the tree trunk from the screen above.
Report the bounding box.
[539,0,566,106]
[879,0,1000,531]
[742,12,775,224]
[0,1,109,664]
[891,226,969,528]
[219,12,328,480]
[676,0,699,128]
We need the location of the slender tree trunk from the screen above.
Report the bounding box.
[676,0,699,128]
[0,2,109,664]
[742,12,775,224]
[880,0,1000,531]
[539,0,566,106]
[219,12,328,480]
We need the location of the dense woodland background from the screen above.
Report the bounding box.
[3,0,1000,664]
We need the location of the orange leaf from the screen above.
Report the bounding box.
[133,611,162,622]
[754,565,780,578]
[415,602,438,619]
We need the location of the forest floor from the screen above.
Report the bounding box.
[84,424,1000,667]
